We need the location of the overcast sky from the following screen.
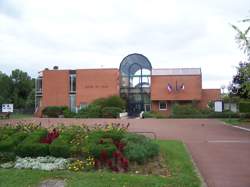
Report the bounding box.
[0,0,249,89]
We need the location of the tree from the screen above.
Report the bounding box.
[10,69,35,109]
[229,17,250,99]
[0,71,13,104]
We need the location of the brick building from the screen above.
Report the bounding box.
[35,53,220,117]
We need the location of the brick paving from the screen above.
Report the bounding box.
[1,118,250,187]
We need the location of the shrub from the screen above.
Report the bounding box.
[76,104,102,118]
[239,101,250,113]
[63,108,76,118]
[122,133,159,164]
[0,132,28,152]
[15,129,49,157]
[0,152,16,163]
[88,143,117,159]
[101,107,123,118]
[172,103,201,116]
[85,129,126,160]
[42,106,68,118]
[40,129,59,144]
[49,132,74,158]
[92,96,125,110]
[142,111,166,118]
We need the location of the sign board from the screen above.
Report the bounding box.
[2,104,14,113]
[214,101,223,112]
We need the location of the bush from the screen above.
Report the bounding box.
[142,111,166,118]
[88,143,117,159]
[0,132,28,152]
[63,108,76,118]
[49,132,74,158]
[76,104,102,118]
[122,133,159,164]
[170,111,241,118]
[16,129,49,157]
[101,107,123,118]
[85,129,126,159]
[172,103,201,116]
[0,127,17,141]
[92,96,125,110]
[239,101,250,113]
[0,152,16,164]
[42,106,68,118]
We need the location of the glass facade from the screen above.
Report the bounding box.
[119,53,152,116]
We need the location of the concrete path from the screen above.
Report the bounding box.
[1,118,250,187]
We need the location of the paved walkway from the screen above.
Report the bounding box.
[1,118,250,187]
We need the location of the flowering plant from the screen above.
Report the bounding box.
[40,129,59,144]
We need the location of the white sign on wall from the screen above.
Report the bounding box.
[214,101,223,112]
[2,104,14,113]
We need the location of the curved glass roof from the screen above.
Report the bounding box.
[119,53,152,76]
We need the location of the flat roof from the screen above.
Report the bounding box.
[152,68,201,76]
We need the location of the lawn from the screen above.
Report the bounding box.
[221,118,250,126]
[0,140,201,187]
[10,113,33,119]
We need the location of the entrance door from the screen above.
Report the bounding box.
[128,102,143,117]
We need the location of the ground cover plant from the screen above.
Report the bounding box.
[0,123,160,173]
[0,140,201,187]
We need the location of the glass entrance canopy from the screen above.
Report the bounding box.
[119,53,152,116]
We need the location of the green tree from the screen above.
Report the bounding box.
[0,71,13,104]
[10,69,35,109]
[229,17,250,99]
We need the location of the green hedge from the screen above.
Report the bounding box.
[15,129,49,157]
[0,132,28,152]
[0,127,17,141]
[101,107,123,118]
[170,111,242,118]
[63,108,76,118]
[122,133,159,164]
[172,104,201,116]
[49,132,74,158]
[92,96,125,110]
[239,101,250,113]
[142,111,166,118]
[42,106,68,118]
[76,104,102,118]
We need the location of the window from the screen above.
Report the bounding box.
[144,104,151,112]
[80,103,88,110]
[69,94,76,112]
[70,74,76,93]
[159,101,167,110]
[36,78,42,92]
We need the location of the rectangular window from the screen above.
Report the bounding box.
[69,74,76,93]
[144,104,151,112]
[69,94,76,112]
[159,101,167,110]
[36,78,42,92]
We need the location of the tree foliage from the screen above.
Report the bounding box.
[229,16,250,99]
[0,69,35,110]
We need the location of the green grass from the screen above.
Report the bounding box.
[221,118,250,126]
[9,113,33,119]
[0,140,201,187]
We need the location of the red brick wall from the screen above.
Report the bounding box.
[76,69,119,106]
[42,70,70,107]
[151,75,202,101]
[198,89,221,108]
[151,101,172,116]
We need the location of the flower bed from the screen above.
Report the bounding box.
[0,123,161,174]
